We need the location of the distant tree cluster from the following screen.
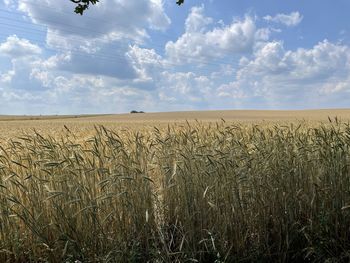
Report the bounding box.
[70,0,184,15]
[130,110,145,114]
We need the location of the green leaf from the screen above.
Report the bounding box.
[176,0,185,6]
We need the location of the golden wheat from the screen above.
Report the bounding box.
[0,119,350,262]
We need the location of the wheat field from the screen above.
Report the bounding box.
[1,110,350,262]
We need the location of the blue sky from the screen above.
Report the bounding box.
[0,0,350,114]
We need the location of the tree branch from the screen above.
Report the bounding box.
[70,0,99,15]
[71,0,184,15]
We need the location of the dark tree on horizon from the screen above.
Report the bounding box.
[70,0,184,15]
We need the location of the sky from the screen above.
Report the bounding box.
[0,0,350,114]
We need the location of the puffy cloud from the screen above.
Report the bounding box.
[321,81,350,94]
[217,81,246,99]
[165,6,263,64]
[238,41,288,75]
[148,0,172,31]
[1,2,350,113]
[4,0,170,78]
[125,43,217,106]
[157,71,213,106]
[39,74,157,114]
[285,41,349,80]
[263,12,303,27]
[240,40,350,81]
[0,35,41,58]
[220,40,350,107]
[185,5,213,32]
[16,0,170,41]
[0,70,15,83]
[126,45,164,82]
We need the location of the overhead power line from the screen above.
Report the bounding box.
[0,2,246,63]
[0,6,243,75]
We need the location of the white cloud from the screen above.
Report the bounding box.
[236,40,350,81]
[158,71,213,105]
[217,81,246,99]
[185,5,213,32]
[125,44,216,106]
[0,35,41,58]
[41,74,157,114]
[220,40,350,107]
[321,81,350,94]
[1,3,350,113]
[148,0,172,31]
[0,70,15,83]
[263,12,303,27]
[126,45,164,82]
[16,0,170,42]
[165,6,263,64]
[5,0,170,79]
[3,0,16,8]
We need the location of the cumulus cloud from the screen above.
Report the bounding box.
[321,81,350,94]
[219,40,350,107]
[263,12,303,27]
[38,74,157,114]
[0,70,15,83]
[165,6,264,64]
[217,81,246,99]
[1,2,350,113]
[242,40,350,81]
[126,46,215,108]
[126,45,164,82]
[0,35,41,58]
[5,0,170,78]
[0,0,171,114]
[185,5,213,32]
[152,70,214,110]
[126,43,216,106]
[15,0,170,41]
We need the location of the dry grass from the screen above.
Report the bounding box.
[1,109,349,139]
[1,111,350,262]
[1,108,350,123]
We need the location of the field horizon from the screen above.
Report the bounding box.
[1,108,350,123]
